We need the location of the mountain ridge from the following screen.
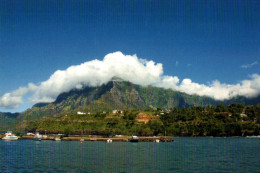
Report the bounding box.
[31,79,260,113]
[1,78,260,130]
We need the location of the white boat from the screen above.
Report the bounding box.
[130,135,139,142]
[155,139,160,143]
[27,132,34,136]
[33,132,42,141]
[107,139,112,143]
[53,137,61,141]
[2,131,18,141]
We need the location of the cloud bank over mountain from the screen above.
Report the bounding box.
[1,51,260,109]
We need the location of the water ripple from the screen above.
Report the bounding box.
[0,138,259,172]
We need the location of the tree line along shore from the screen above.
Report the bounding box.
[10,103,260,137]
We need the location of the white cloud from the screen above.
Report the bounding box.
[1,51,260,109]
[157,76,180,89]
[0,83,36,109]
[27,53,156,104]
[175,75,260,100]
[241,61,258,69]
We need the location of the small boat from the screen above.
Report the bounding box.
[154,139,160,143]
[33,132,42,141]
[130,135,139,142]
[2,131,18,141]
[107,139,112,143]
[27,132,34,136]
[53,137,61,141]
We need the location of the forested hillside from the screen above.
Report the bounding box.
[24,103,260,136]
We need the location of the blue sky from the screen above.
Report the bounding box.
[1,0,260,112]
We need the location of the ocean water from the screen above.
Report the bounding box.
[0,137,259,173]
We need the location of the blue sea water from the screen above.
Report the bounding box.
[0,137,259,173]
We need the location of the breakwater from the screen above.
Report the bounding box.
[61,136,173,142]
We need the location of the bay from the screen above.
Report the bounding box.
[0,137,259,173]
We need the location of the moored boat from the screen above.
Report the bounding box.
[154,139,160,143]
[130,135,139,142]
[2,131,18,141]
[53,137,61,141]
[33,132,42,141]
[107,139,112,143]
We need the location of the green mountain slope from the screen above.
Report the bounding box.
[0,112,19,130]
[3,78,260,130]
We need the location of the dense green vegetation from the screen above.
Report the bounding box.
[161,104,260,136]
[24,103,260,136]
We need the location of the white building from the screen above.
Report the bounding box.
[77,111,86,115]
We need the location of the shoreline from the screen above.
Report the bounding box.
[1,134,259,141]
[0,134,173,142]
